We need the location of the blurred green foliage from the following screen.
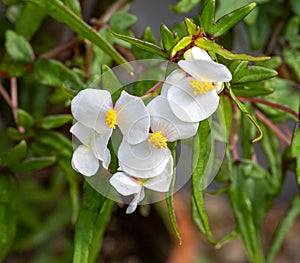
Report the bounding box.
[0,0,299,262]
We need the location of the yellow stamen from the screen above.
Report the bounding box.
[106,109,118,129]
[148,131,168,149]
[189,78,214,95]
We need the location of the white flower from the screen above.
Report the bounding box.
[71,89,150,176]
[162,46,232,122]
[117,96,198,179]
[110,156,173,213]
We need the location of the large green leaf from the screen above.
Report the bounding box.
[28,0,131,70]
[210,2,256,37]
[160,24,179,52]
[72,182,113,263]
[34,59,85,89]
[37,114,73,130]
[199,0,215,32]
[191,119,216,244]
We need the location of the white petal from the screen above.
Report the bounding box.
[109,172,142,196]
[178,59,232,82]
[167,78,220,122]
[147,96,199,141]
[126,188,145,214]
[160,69,186,97]
[144,156,173,192]
[70,122,93,145]
[118,139,171,178]
[115,91,150,144]
[92,130,112,170]
[71,89,112,134]
[191,46,212,61]
[71,145,99,176]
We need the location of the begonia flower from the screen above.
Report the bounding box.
[110,156,173,213]
[162,46,232,122]
[117,96,198,179]
[71,89,150,175]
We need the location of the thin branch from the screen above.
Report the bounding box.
[39,38,79,60]
[255,109,291,145]
[10,78,25,133]
[0,80,13,107]
[93,0,132,28]
[238,96,299,120]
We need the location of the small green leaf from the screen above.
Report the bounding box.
[61,82,78,100]
[0,175,19,262]
[195,38,270,61]
[34,59,85,89]
[209,2,256,37]
[170,0,200,13]
[13,156,57,173]
[38,114,73,130]
[5,30,34,63]
[170,35,192,57]
[110,10,137,32]
[160,24,179,52]
[290,0,300,16]
[199,0,215,33]
[1,140,27,168]
[184,18,201,36]
[111,31,168,58]
[18,109,34,129]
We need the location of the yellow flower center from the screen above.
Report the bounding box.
[106,109,118,129]
[189,78,214,95]
[148,131,168,149]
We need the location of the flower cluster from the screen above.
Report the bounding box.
[70,47,232,213]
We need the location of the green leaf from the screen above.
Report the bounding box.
[170,35,192,57]
[166,142,182,244]
[37,131,73,158]
[199,0,215,33]
[61,0,81,17]
[110,9,137,32]
[160,24,180,52]
[1,140,27,168]
[5,30,34,63]
[111,31,168,58]
[227,85,263,142]
[290,0,300,16]
[73,182,112,263]
[191,120,216,244]
[15,2,47,40]
[61,82,78,100]
[18,109,34,129]
[101,64,122,99]
[38,114,73,130]
[34,59,85,89]
[195,38,270,61]
[184,18,201,36]
[12,156,57,173]
[0,175,19,262]
[170,0,200,13]
[29,0,131,71]
[231,63,278,84]
[291,123,300,182]
[210,2,256,37]
[232,85,274,97]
